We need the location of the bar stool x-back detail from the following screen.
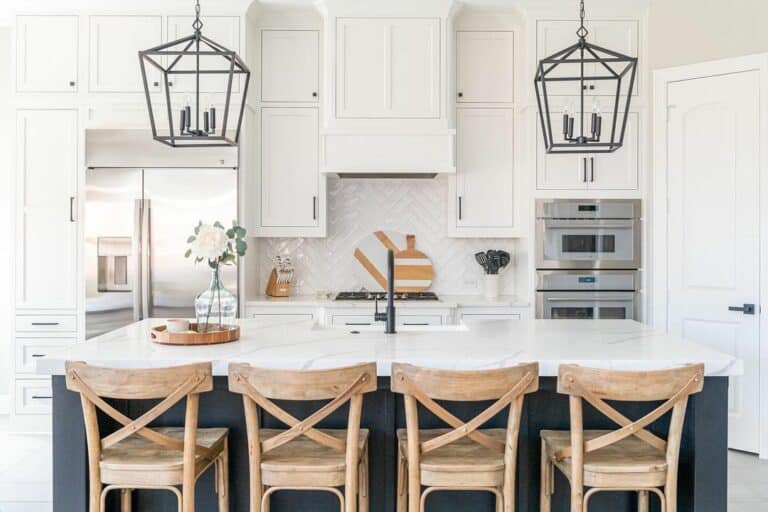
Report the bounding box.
[540,364,705,512]
[65,361,229,512]
[228,362,378,512]
[392,362,540,512]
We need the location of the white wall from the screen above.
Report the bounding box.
[649,0,768,70]
[0,25,11,404]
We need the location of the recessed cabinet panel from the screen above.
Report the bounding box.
[16,16,79,92]
[588,21,639,95]
[16,110,78,310]
[456,31,514,103]
[89,16,162,92]
[336,18,440,118]
[261,108,319,228]
[261,30,319,102]
[536,20,578,96]
[456,108,515,228]
[167,16,240,93]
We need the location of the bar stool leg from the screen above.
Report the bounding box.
[218,438,230,512]
[121,488,132,512]
[396,449,407,512]
[638,490,649,512]
[358,444,369,512]
[540,440,552,512]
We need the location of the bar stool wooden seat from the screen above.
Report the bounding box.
[65,361,229,512]
[391,362,539,512]
[228,362,377,512]
[540,364,705,512]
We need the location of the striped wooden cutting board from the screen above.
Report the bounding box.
[353,231,433,292]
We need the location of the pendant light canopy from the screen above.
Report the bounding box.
[534,0,637,154]
[139,0,251,147]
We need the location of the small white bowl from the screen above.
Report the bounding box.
[166,319,190,333]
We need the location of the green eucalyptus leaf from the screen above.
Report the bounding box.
[234,226,246,238]
[208,260,217,269]
[236,239,247,256]
[194,223,201,235]
[226,228,235,238]
[186,235,196,243]
[184,248,192,258]
[213,221,224,229]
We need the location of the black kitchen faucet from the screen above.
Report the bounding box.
[374,249,396,333]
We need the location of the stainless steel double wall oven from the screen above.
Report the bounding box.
[535,199,641,320]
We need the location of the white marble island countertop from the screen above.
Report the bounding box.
[37,318,741,377]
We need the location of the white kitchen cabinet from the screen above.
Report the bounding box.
[536,20,638,96]
[15,110,79,310]
[536,112,638,191]
[15,338,76,374]
[260,107,320,229]
[89,16,163,92]
[16,15,79,92]
[335,17,440,118]
[261,30,319,103]
[166,16,241,93]
[14,380,53,415]
[456,31,514,103]
[454,108,515,231]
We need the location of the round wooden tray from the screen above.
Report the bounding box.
[150,323,240,346]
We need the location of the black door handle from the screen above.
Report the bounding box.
[728,304,756,315]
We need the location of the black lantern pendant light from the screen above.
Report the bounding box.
[534,0,637,154]
[139,0,251,147]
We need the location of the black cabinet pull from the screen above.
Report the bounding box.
[583,158,588,182]
[312,91,318,97]
[69,81,76,87]
[457,92,464,98]
[31,322,60,326]
[31,395,52,400]
[458,196,463,220]
[345,322,371,326]
[590,157,595,182]
[153,81,159,87]
[70,197,76,222]
[729,304,756,315]
[31,354,46,358]
[312,196,317,220]
[403,322,429,326]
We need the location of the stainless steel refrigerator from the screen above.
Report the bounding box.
[85,168,238,339]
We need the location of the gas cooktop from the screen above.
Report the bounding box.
[335,291,439,301]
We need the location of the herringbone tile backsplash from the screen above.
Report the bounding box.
[257,176,519,295]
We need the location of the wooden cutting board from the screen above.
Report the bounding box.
[354,231,433,292]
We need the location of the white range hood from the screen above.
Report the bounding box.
[318,0,456,178]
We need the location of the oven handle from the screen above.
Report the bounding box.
[542,293,636,301]
[542,219,636,229]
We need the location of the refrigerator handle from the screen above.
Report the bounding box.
[133,199,143,321]
[141,199,152,319]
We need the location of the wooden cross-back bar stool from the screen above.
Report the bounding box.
[228,362,377,512]
[65,361,229,512]
[391,362,540,512]
[540,363,705,512]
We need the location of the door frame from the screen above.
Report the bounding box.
[651,53,768,457]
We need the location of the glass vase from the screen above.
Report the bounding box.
[195,267,237,332]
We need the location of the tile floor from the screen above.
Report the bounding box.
[0,432,766,511]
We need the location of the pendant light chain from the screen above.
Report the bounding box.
[192,0,203,34]
[576,0,589,40]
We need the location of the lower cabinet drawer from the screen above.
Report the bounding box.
[15,338,76,374]
[16,315,77,333]
[15,379,53,415]
[330,314,443,326]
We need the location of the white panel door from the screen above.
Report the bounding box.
[89,16,162,92]
[666,71,760,453]
[536,115,587,190]
[261,30,319,102]
[456,31,514,103]
[16,15,79,92]
[588,112,639,190]
[167,16,240,93]
[261,108,319,227]
[587,21,639,96]
[456,108,514,228]
[336,18,440,118]
[15,110,79,310]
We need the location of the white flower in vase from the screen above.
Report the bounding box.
[189,223,229,261]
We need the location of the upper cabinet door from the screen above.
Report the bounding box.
[456,31,514,103]
[336,18,440,118]
[536,20,578,96]
[89,16,162,92]
[261,108,319,228]
[16,16,79,92]
[261,30,319,102]
[456,108,515,228]
[587,21,639,96]
[536,116,587,190]
[588,112,639,190]
[16,110,79,310]
[167,16,240,93]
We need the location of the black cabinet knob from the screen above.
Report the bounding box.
[312,91,318,97]
[153,81,159,87]
[458,92,463,98]
[168,81,173,87]
[69,81,76,87]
